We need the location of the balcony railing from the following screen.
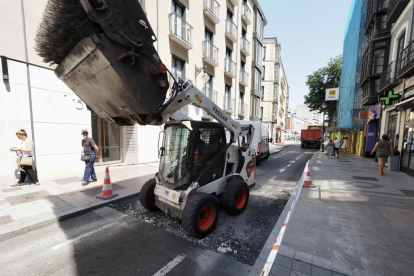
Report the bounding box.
[361,81,378,106]
[273,92,278,103]
[379,61,400,93]
[239,103,247,116]
[223,96,235,113]
[241,3,251,25]
[224,58,236,78]
[241,37,250,56]
[398,40,414,79]
[225,19,238,43]
[203,88,218,103]
[387,0,409,24]
[202,40,219,67]
[169,12,193,49]
[203,0,220,24]
[239,69,249,86]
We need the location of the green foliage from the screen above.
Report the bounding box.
[304,56,342,123]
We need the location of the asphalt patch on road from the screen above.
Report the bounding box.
[111,187,291,265]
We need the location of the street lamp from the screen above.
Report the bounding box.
[320,102,327,152]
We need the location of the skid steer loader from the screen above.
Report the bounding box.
[36,0,256,238]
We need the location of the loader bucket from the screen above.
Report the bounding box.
[36,0,169,126]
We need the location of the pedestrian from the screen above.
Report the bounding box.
[370,134,393,175]
[326,139,335,159]
[334,137,340,159]
[81,129,99,186]
[10,129,40,186]
[341,137,348,153]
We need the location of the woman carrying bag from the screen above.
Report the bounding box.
[10,129,40,186]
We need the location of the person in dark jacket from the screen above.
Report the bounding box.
[81,129,99,185]
[370,134,393,175]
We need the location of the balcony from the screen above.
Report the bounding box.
[169,12,193,49]
[241,3,251,25]
[361,82,378,106]
[228,0,238,6]
[241,37,250,56]
[223,96,235,113]
[203,0,220,24]
[239,103,247,116]
[398,40,414,79]
[203,88,218,103]
[273,93,278,103]
[225,19,238,43]
[224,58,236,78]
[379,61,400,93]
[387,0,409,25]
[202,41,219,67]
[239,69,249,86]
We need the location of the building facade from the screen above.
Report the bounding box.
[0,0,267,187]
[338,0,367,129]
[378,0,414,176]
[287,113,309,141]
[295,105,322,126]
[261,37,289,142]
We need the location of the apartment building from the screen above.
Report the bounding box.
[377,0,414,176]
[0,0,267,187]
[261,37,289,143]
[295,105,322,126]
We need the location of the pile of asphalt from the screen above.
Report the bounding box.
[111,187,291,265]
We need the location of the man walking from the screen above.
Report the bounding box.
[81,129,99,186]
[334,137,340,159]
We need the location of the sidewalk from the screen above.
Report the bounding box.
[270,141,298,154]
[268,152,414,276]
[0,163,158,242]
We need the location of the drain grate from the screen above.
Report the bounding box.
[352,176,379,181]
[399,190,414,197]
[80,184,125,197]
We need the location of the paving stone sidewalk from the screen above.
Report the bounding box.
[0,162,158,242]
[267,152,414,276]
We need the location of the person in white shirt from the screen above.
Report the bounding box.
[334,137,340,159]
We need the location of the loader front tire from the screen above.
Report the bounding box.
[222,179,249,215]
[182,193,219,238]
[139,178,159,212]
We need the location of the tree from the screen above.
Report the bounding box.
[304,56,342,123]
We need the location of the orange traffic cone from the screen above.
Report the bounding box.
[96,167,118,200]
[303,164,315,188]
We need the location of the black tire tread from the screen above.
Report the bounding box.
[139,178,159,212]
[182,193,219,238]
[222,179,249,216]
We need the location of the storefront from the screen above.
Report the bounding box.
[396,99,414,176]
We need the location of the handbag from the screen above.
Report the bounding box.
[81,154,91,161]
[19,156,33,166]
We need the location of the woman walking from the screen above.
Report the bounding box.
[10,129,40,186]
[370,134,393,175]
[326,139,335,159]
[341,137,348,153]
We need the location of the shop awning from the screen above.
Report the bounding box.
[395,97,414,111]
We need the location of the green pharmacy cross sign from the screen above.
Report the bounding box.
[380,91,399,105]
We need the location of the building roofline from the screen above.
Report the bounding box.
[253,0,268,26]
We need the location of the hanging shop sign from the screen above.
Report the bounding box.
[359,111,367,119]
[325,88,339,101]
[379,91,399,106]
[367,103,382,124]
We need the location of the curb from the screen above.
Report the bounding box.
[269,144,292,155]
[249,151,318,276]
[0,191,141,243]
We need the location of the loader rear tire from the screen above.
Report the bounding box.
[222,179,249,215]
[139,178,159,212]
[182,193,219,238]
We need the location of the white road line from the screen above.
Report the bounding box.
[287,164,291,167]
[153,254,186,276]
[52,222,117,250]
[270,176,277,181]
[280,168,285,172]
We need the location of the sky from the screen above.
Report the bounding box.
[260,0,353,111]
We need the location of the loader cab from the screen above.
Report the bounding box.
[159,121,227,190]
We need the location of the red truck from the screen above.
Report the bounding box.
[301,128,322,148]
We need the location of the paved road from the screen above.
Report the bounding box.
[0,145,316,276]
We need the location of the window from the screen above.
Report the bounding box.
[255,41,263,64]
[274,64,279,80]
[374,78,381,93]
[203,74,213,98]
[225,85,231,109]
[260,107,263,120]
[172,1,184,15]
[254,68,261,91]
[379,15,387,30]
[396,32,405,70]
[262,66,265,80]
[372,49,385,74]
[242,28,246,38]
[256,10,264,40]
[261,86,264,99]
[263,46,266,60]
[172,56,185,80]
[251,95,261,118]
[273,84,278,100]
